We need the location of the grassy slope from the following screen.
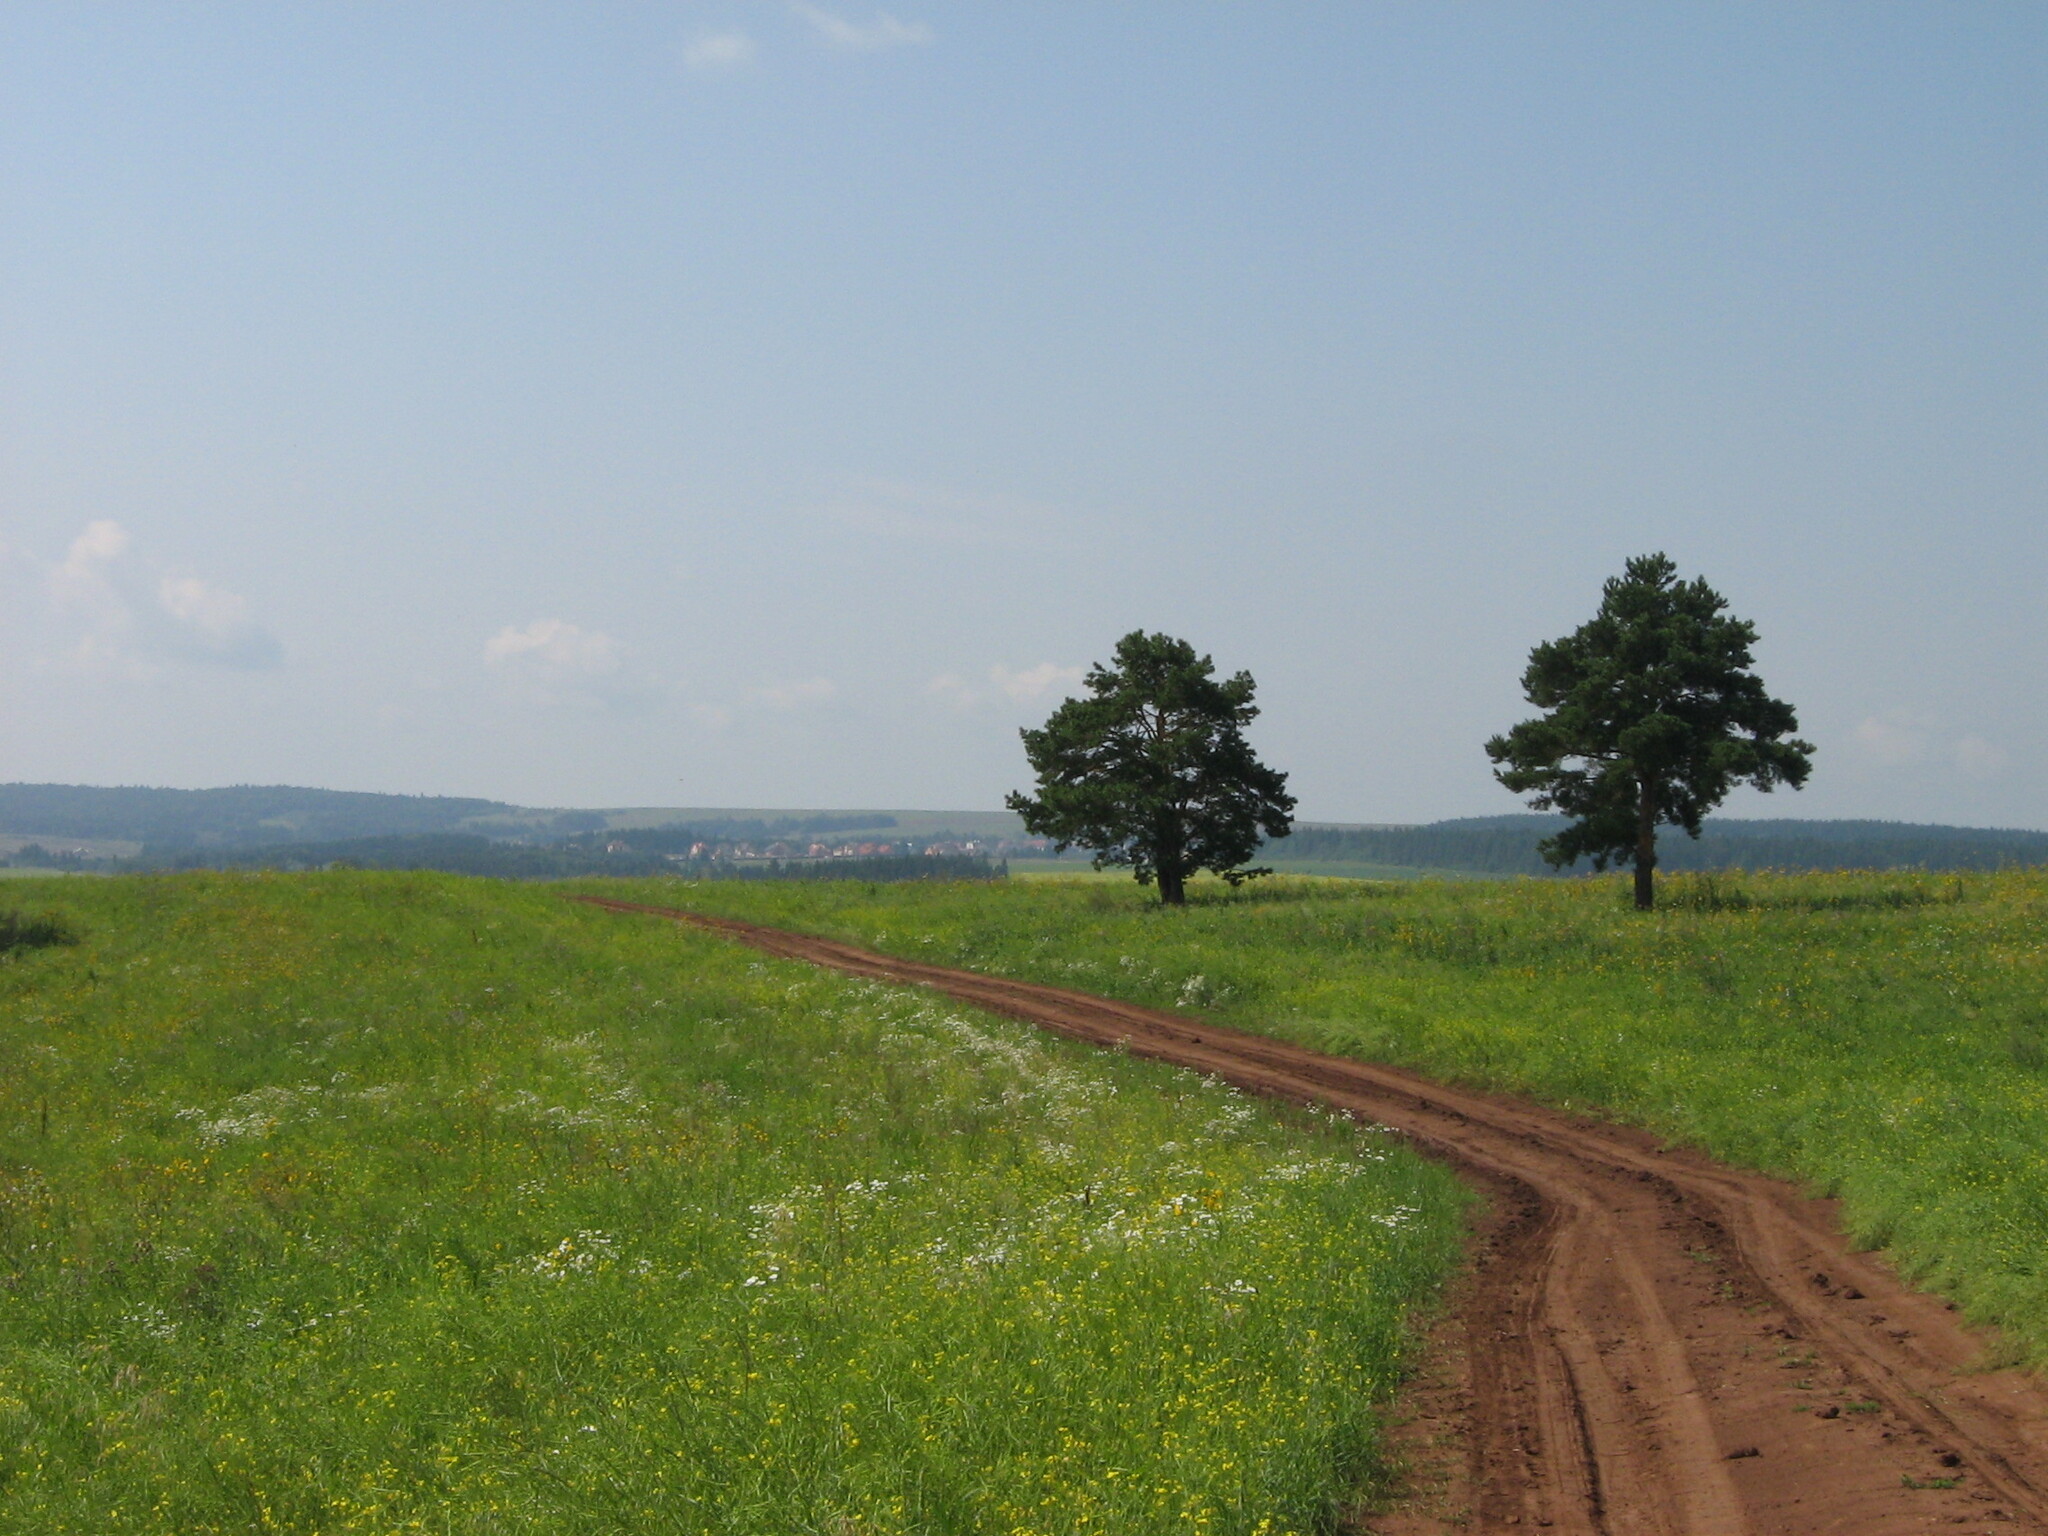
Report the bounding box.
[0,873,1463,1536]
[629,868,2048,1366]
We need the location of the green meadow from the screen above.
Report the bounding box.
[0,874,1464,1536]
[643,867,2048,1365]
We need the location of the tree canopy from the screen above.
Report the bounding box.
[1006,631,1295,905]
[1485,553,1814,909]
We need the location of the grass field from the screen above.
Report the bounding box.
[635,867,2048,1367]
[0,873,1465,1536]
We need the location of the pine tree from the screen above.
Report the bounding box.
[1007,631,1295,905]
[1486,554,1814,910]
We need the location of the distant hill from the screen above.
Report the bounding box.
[1268,815,2048,876]
[0,784,1030,879]
[0,783,520,848]
[4,783,2039,878]
[0,784,1024,850]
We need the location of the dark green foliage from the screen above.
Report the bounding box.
[2007,1011,2048,1073]
[0,907,78,952]
[1007,631,1295,905]
[1485,554,1814,909]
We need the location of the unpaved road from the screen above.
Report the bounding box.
[584,897,2048,1534]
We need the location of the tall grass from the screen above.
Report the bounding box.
[0,873,1464,1535]
[631,867,2048,1366]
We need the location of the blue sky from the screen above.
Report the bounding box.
[2,4,2043,824]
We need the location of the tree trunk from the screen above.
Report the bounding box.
[1633,778,1658,912]
[1156,808,1188,906]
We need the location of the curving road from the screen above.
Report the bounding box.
[584,897,2048,1535]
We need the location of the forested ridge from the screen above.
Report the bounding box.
[0,783,514,846]
[1269,815,2048,874]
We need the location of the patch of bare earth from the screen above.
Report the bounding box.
[584,898,2048,1535]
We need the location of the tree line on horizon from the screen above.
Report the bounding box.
[0,782,515,847]
[125,834,996,884]
[12,813,2037,881]
[1264,817,2048,877]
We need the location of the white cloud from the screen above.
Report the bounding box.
[992,662,1083,702]
[1954,735,2011,780]
[61,519,129,578]
[684,30,755,70]
[927,662,1083,711]
[791,3,933,52]
[42,520,280,671]
[1854,709,2012,782]
[1853,710,1931,766]
[154,574,283,668]
[47,521,136,665]
[485,618,622,675]
[756,677,837,710]
[485,619,652,710]
[926,671,979,709]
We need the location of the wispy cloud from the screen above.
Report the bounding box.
[47,521,134,666]
[155,573,283,668]
[823,478,1060,551]
[992,661,1083,701]
[485,617,622,675]
[1953,735,2011,781]
[43,520,281,672]
[1852,709,2010,781]
[61,519,129,579]
[926,671,980,709]
[1853,710,1930,766]
[684,30,755,70]
[756,676,837,710]
[927,662,1083,710]
[790,2,933,52]
[485,618,653,710]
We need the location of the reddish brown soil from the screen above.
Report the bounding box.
[582,897,2048,1534]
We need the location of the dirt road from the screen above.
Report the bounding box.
[583,897,2048,1534]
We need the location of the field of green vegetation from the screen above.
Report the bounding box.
[0,873,1465,1536]
[639,868,2048,1366]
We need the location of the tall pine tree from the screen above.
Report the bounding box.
[1008,631,1294,905]
[1486,554,1814,909]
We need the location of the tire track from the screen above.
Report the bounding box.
[582,897,2048,1534]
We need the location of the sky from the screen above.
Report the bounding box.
[1,3,2043,826]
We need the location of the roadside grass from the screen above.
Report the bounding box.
[0,872,1465,1535]
[618,867,2048,1366]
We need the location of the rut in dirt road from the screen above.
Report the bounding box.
[582,897,2048,1535]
